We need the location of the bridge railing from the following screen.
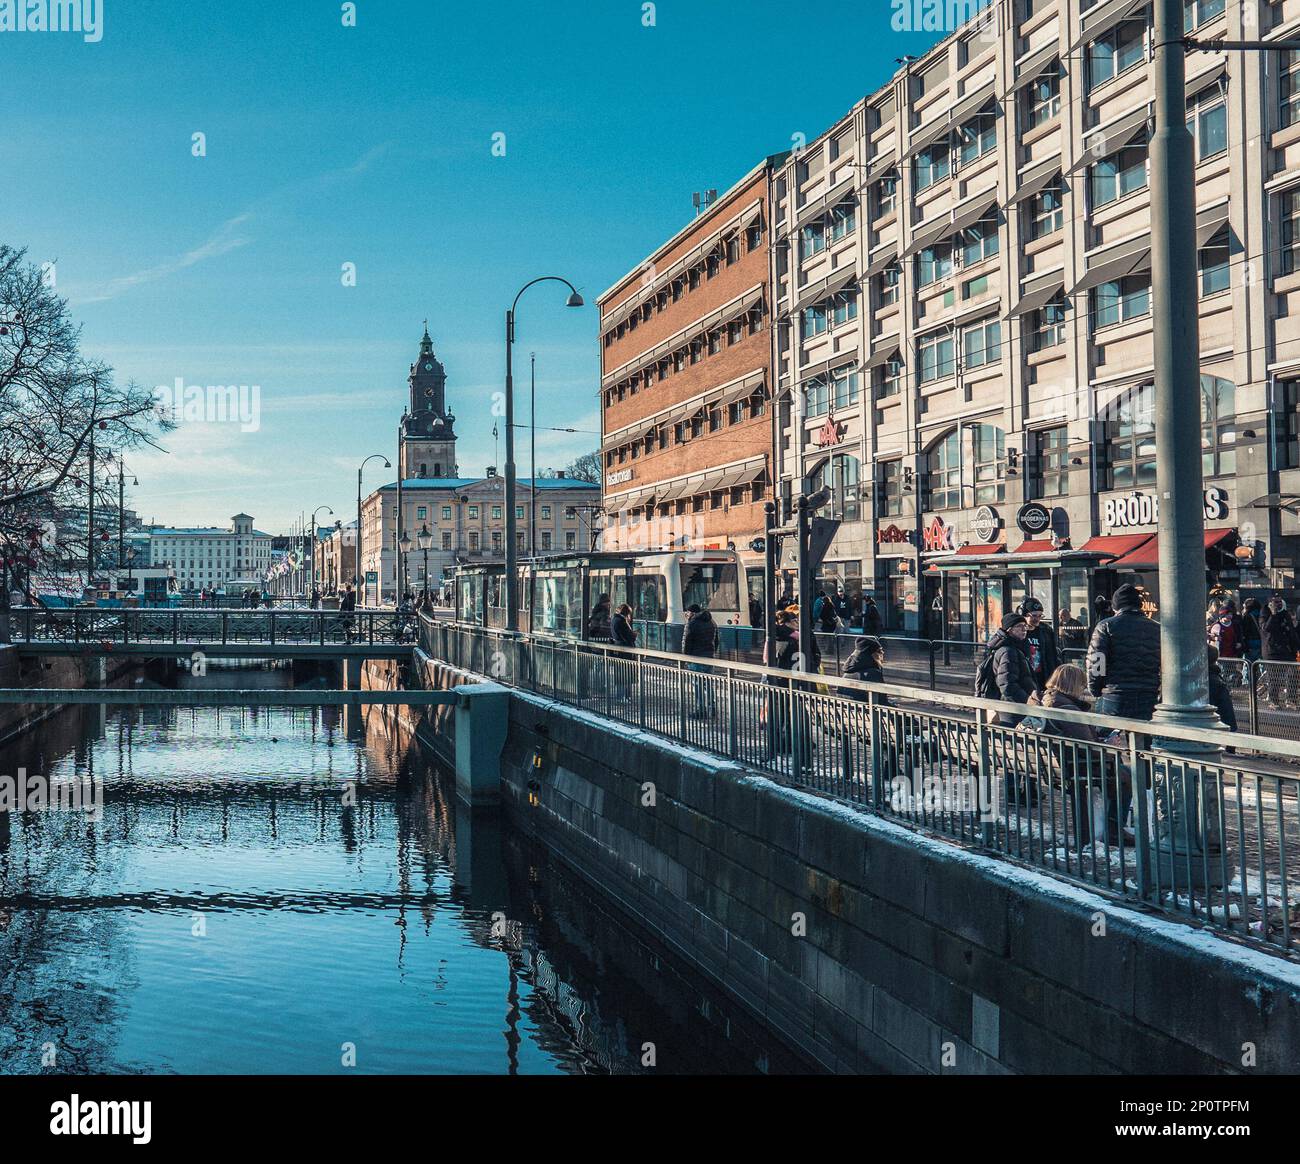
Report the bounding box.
[11,606,418,648]
[420,616,1299,959]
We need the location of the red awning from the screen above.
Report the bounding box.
[1111,527,1235,570]
[956,544,1003,556]
[1076,533,1156,560]
[1013,539,1056,554]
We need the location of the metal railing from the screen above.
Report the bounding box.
[625,622,1300,745]
[421,616,1300,959]
[9,606,416,648]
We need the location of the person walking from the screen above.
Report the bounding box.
[1262,598,1300,707]
[748,592,763,628]
[682,603,719,719]
[1057,608,1086,653]
[1241,597,1264,664]
[861,595,884,636]
[843,635,885,701]
[812,586,842,634]
[610,601,638,699]
[339,583,357,644]
[1206,645,1239,733]
[310,587,321,609]
[1018,597,1060,694]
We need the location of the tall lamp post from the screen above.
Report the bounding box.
[310,505,333,603]
[504,277,583,631]
[398,529,412,601]
[530,351,537,557]
[417,522,432,601]
[357,453,391,607]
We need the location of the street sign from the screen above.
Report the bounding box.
[366,570,378,584]
[807,517,840,572]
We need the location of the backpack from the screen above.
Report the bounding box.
[974,648,997,698]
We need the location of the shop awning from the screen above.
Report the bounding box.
[926,545,1007,570]
[903,191,999,258]
[1069,0,1147,53]
[1004,157,1061,208]
[1013,42,1059,90]
[1013,539,1057,555]
[1076,533,1156,560]
[1197,201,1230,247]
[1070,236,1152,294]
[862,342,901,372]
[1007,273,1065,318]
[793,176,858,232]
[1110,528,1237,570]
[864,247,899,278]
[794,265,858,313]
[1069,104,1151,174]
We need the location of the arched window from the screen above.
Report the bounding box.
[971,423,1006,504]
[809,453,862,522]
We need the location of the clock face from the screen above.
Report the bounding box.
[423,362,434,372]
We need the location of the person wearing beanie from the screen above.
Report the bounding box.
[976,612,1034,726]
[1017,596,1060,693]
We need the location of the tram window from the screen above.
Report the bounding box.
[679,562,740,612]
[632,573,668,622]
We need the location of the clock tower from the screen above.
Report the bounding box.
[400,322,458,479]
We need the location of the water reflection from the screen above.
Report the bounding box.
[0,666,810,1075]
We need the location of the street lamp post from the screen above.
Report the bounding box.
[357,454,391,608]
[530,352,537,558]
[398,529,412,602]
[504,277,583,631]
[417,522,432,601]
[310,505,333,604]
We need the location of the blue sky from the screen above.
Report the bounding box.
[3,0,937,531]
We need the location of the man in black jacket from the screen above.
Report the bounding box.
[1085,583,1161,721]
[682,604,719,718]
[1018,597,1059,693]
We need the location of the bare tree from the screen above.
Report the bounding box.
[563,451,601,486]
[0,245,169,642]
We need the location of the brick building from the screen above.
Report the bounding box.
[598,159,784,589]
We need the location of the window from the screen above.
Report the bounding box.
[1089,142,1148,207]
[1282,50,1300,130]
[957,106,997,164]
[491,505,502,520]
[1199,228,1229,296]
[878,459,904,517]
[746,223,762,250]
[1187,87,1227,161]
[919,329,956,383]
[1093,273,1151,328]
[515,506,524,519]
[1034,426,1070,499]
[961,216,1000,267]
[829,201,856,242]
[915,141,951,191]
[878,263,900,306]
[801,221,826,258]
[809,454,861,522]
[802,303,830,338]
[1103,383,1157,489]
[1027,184,1063,240]
[971,424,1006,504]
[1277,380,1300,469]
[962,318,1002,370]
[1201,374,1236,477]
[441,531,452,551]
[468,505,479,519]
[469,531,480,551]
[726,235,740,264]
[877,357,903,398]
[416,506,427,520]
[1283,190,1300,275]
[874,171,899,218]
[1087,19,1146,89]
[1030,296,1067,351]
[831,292,858,327]
[541,531,552,551]
[1026,66,1061,129]
[492,531,502,552]
[917,241,954,287]
[565,531,577,551]
[927,431,962,509]
[1183,0,1225,31]
[441,505,452,520]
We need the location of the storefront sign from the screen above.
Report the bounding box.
[876,524,915,546]
[1016,502,1051,537]
[971,505,1000,544]
[1103,486,1229,529]
[922,516,953,552]
[816,414,845,447]
[606,468,634,486]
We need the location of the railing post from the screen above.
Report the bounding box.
[1131,730,1153,899]
[638,656,647,728]
[789,673,803,786]
[221,612,229,645]
[269,611,277,647]
[1247,659,1259,736]
[677,660,688,740]
[976,715,993,847]
[727,668,738,759]
[869,691,883,810]
[929,640,938,690]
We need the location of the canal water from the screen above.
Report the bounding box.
[0,667,810,1075]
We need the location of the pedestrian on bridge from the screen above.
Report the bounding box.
[587,593,612,642]
[683,604,719,719]
[610,602,637,700]
[1018,598,1059,694]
